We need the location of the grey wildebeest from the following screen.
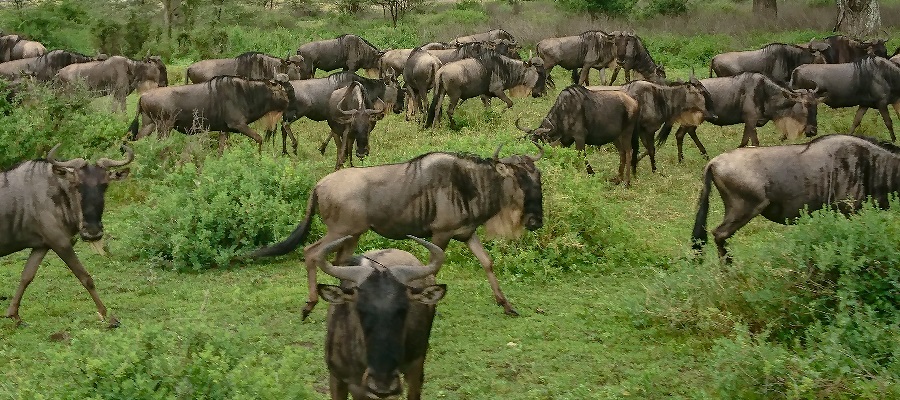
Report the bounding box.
[325,81,386,170]
[605,32,666,85]
[692,134,900,261]
[317,235,447,400]
[296,34,383,78]
[130,75,297,153]
[377,43,449,78]
[425,52,547,128]
[0,50,97,81]
[56,55,168,112]
[403,46,443,121]
[184,52,308,84]
[710,42,829,86]
[791,57,900,142]
[812,35,888,64]
[1,144,133,327]
[517,85,639,185]
[536,31,617,86]
[274,71,401,155]
[0,34,46,62]
[451,29,516,47]
[252,144,544,318]
[656,73,823,161]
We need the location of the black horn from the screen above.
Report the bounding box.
[96,145,135,169]
[493,143,504,161]
[515,117,530,133]
[529,141,545,161]
[47,144,87,169]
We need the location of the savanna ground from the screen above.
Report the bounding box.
[1,0,900,398]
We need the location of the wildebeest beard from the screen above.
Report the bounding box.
[76,166,109,241]
[354,272,409,392]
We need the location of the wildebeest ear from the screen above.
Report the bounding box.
[318,284,356,304]
[108,168,130,181]
[408,284,447,305]
[495,163,513,177]
[52,166,72,177]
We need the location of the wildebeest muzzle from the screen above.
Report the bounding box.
[362,368,402,398]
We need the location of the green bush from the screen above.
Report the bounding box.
[643,0,689,16]
[557,0,637,17]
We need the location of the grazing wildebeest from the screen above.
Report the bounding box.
[56,55,168,112]
[810,35,888,63]
[274,71,401,155]
[252,144,544,318]
[451,29,516,47]
[325,81,385,170]
[130,75,297,153]
[425,52,547,128]
[318,235,447,400]
[296,34,383,78]
[403,47,443,121]
[536,31,617,86]
[1,144,133,327]
[791,57,900,142]
[656,73,823,161]
[619,77,713,173]
[184,52,308,84]
[0,50,97,81]
[603,32,667,85]
[0,34,46,62]
[711,42,829,85]
[692,134,900,261]
[517,85,639,185]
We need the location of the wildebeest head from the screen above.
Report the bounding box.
[516,117,556,145]
[487,143,544,236]
[776,87,825,139]
[286,54,310,80]
[132,56,168,92]
[272,74,299,122]
[862,38,889,58]
[47,144,133,242]
[669,74,716,125]
[379,69,404,114]
[317,235,447,399]
[336,91,385,159]
[521,57,548,98]
[805,41,831,64]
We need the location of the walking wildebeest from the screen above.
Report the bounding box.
[656,73,823,161]
[710,42,829,85]
[325,81,386,170]
[56,55,168,112]
[1,144,133,327]
[692,134,900,261]
[0,50,97,81]
[426,42,491,65]
[274,71,401,155]
[252,144,544,318]
[318,235,447,400]
[791,57,900,142]
[425,52,547,128]
[517,85,639,185]
[606,32,667,85]
[536,31,617,86]
[0,34,46,62]
[130,75,297,153]
[296,34,383,78]
[451,29,516,47]
[403,47,443,121]
[376,42,451,78]
[184,52,308,84]
[810,35,888,63]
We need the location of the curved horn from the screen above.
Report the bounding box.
[493,143,504,162]
[317,235,372,284]
[47,144,87,169]
[515,117,530,133]
[96,145,135,169]
[389,235,447,285]
[337,100,357,116]
[529,140,544,161]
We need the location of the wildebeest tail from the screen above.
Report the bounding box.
[184,68,190,85]
[691,166,713,252]
[251,190,318,258]
[425,78,444,128]
[128,97,141,140]
[630,106,641,171]
[708,60,714,78]
[655,122,674,148]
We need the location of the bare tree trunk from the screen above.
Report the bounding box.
[753,0,777,16]
[835,0,881,37]
[161,0,183,40]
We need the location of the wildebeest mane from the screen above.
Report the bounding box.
[406,151,494,167]
[760,43,809,65]
[203,76,284,123]
[326,71,385,107]
[474,51,524,86]
[576,30,606,64]
[338,34,379,51]
[625,35,661,72]
[38,49,93,70]
[802,134,900,154]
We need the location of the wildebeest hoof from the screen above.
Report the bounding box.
[106,317,120,329]
[504,308,520,317]
[301,301,318,321]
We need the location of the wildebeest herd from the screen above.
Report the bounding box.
[3,27,900,399]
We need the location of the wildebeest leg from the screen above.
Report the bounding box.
[329,374,349,400]
[333,130,348,170]
[480,95,491,107]
[686,127,708,159]
[319,132,333,155]
[495,91,514,109]
[446,96,461,128]
[739,122,759,147]
[281,122,299,156]
[232,123,264,153]
[877,105,896,142]
[465,234,518,316]
[712,193,769,263]
[404,357,426,400]
[608,66,621,85]
[849,107,869,135]
[302,233,361,321]
[137,119,156,140]
[53,245,118,327]
[612,135,633,187]
[640,129,658,173]
[5,248,48,326]
[576,139,594,175]
[674,126,688,163]
[217,133,228,155]
[578,65,592,86]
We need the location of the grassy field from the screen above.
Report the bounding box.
[1,1,900,398]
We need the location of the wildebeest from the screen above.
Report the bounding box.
[692,134,900,260]
[0,50,97,81]
[318,235,447,400]
[275,71,401,155]
[252,144,544,318]
[811,35,888,63]
[656,73,823,161]
[325,81,385,170]
[606,32,667,85]
[790,57,900,142]
[426,41,490,65]
[517,85,639,185]
[377,43,450,78]
[184,52,308,84]
[619,78,713,173]
[130,75,297,153]
[425,52,547,128]
[0,34,46,62]
[403,46,443,121]
[296,34,383,78]
[893,47,900,65]
[536,31,617,86]
[56,55,168,112]
[451,29,516,47]
[1,144,133,327]
[710,42,829,85]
